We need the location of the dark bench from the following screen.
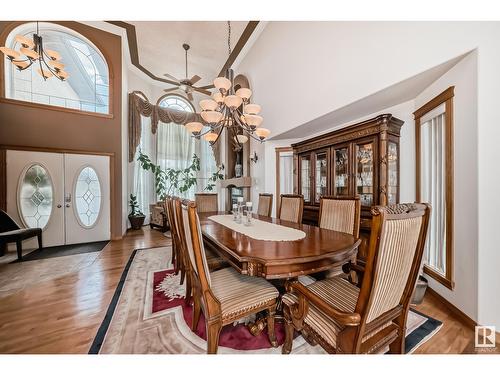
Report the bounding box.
[0,210,42,261]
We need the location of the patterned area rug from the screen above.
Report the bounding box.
[90,247,442,354]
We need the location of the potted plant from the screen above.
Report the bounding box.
[128,194,145,230]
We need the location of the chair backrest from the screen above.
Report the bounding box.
[0,210,21,232]
[278,194,304,223]
[357,203,431,324]
[164,196,179,246]
[318,196,361,237]
[194,193,218,213]
[179,199,212,286]
[257,193,273,217]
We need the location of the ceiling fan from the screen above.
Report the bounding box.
[163,43,214,101]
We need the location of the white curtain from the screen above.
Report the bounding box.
[133,115,156,224]
[421,112,446,274]
[280,151,294,194]
[156,121,217,199]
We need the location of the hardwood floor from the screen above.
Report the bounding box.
[0,227,484,354]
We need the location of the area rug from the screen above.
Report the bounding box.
[11,241,109,263]
[90,246,442,354]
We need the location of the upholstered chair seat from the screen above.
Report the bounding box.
[282,277,390,348]
[177,198,279,353]
[211,267,279,321]
[282,203,431,354]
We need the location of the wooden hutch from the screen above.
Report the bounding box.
[292,113,404,265]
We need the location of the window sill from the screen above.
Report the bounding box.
[424,264,455,290]
[0,97,114,119]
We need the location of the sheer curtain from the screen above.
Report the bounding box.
[280,151,294,194]
[421,109,446,274]
[156,121,217,199]
[133,115,156,224]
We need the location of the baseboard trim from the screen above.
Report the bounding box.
[426,287,476,329]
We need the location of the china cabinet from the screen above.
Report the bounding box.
[292,113,404,264]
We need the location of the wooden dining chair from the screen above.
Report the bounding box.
[180,199,280,354]
[318,196,361,276]
[278,194,304,223]
[194,193,218,213]
[257,193,273,217]
[282,203,431,354]
[173,197,228,304]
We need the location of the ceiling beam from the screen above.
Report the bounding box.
[105,21,260,86]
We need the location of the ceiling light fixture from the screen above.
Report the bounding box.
[185,21,270,149]
[0,22,69,81]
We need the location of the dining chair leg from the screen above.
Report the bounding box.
[282,305,294,354]
[388,315,406,354]
[192,297,201,332]
[180,264,186,285]
[267,305,278,347]
[16,240,23,261]
[185,272,192,306]
[206,321,222,354]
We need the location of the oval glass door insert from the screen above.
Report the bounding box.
[19,164,54,229]
[75,166,102,227]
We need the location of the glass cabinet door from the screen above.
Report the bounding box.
[387,141,399,205]
[333,146,350,196]
[355,140,375,207]
[300,155,311,203]
[314,152,328,203]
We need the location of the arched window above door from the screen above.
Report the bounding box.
[157,94,194,112]
[2,22,110,114]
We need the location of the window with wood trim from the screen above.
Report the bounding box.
[415,86,454,290]
[3,22,110,114]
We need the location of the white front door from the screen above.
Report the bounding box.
[6,150,111,248]
[6,150,65,248]
[64,153,110,244]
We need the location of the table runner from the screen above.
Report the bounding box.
[208,215,306,242]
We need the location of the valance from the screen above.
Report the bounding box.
[128,91,203,162]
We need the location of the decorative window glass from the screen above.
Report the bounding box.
[158,95,194,112]
[75,166,102,227]
[19,164,53,229]
[4,22,110,114]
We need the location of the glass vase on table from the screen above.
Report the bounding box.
[232,203,238,221]
[236,197,244,223]
[245,202,253,226]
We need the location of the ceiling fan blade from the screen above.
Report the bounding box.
[189,75,202,85]
[196,84,215,90]
[187,92,194,101]
[163,87,179,93]
[194,87,213,96]
[163,73,180,83]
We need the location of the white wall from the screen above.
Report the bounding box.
[237,22,500,327]
[414,51,478,322]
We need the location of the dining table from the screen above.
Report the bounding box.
[199,211,361,280]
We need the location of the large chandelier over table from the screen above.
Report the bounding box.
[0,22,69,81]
[185,22,270,148]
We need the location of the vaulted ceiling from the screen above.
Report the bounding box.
[124,21,249,89]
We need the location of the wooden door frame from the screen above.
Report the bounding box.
[0,145,116,240]
[275,147,293,215]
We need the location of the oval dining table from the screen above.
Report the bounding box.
[199,212,362,280]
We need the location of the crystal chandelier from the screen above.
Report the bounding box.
[185,22,270,148]
[0,22,69,81]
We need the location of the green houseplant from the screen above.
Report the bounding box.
[137,151,224,199]
[128,194,146,230]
